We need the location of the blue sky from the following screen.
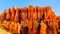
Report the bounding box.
[0,0,60,16]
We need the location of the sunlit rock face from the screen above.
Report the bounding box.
[0,6,59,34]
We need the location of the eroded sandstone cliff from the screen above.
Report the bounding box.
[0,6,59,34]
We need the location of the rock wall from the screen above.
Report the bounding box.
[0,6,59,34]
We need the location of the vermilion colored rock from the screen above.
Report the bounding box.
[0,6,59,34]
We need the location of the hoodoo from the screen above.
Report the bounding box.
[0,6,59,34]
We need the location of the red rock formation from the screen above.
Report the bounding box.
[5,9,11,21]
[14,7,19,23]
[0,6,59,34]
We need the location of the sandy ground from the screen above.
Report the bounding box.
[0,28,12,34]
